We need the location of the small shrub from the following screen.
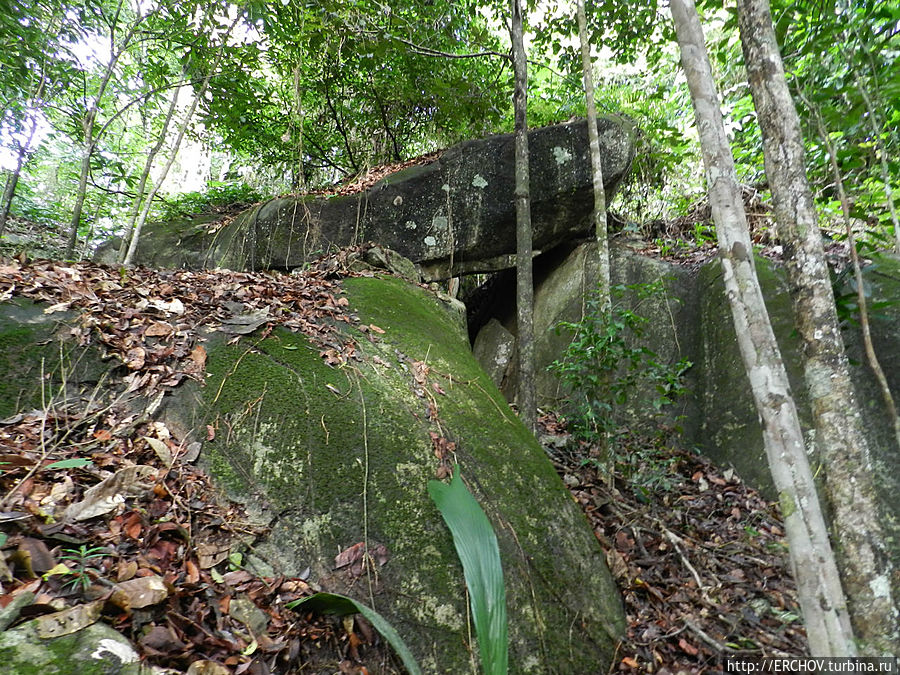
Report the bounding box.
[157,181,262,220]
[549,280,691,447]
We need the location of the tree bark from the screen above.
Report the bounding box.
[124,16,239,267]
[118,85,181,263]
[0,147,25,239]
[670,0,856,655]
[64,0,140,258]
[737,0,900,653]
[510,0,536,433]
[576,0,609,309]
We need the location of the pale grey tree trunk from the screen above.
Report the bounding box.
[670,0,856,655]
[510,0,536,433]
[737,0,900,653]
[123,15,238,267]
[576,0,609,309]
[0,143,27,238]
[64,0,140,258]
[118,86,182,263]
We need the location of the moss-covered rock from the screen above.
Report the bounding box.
[97,118,635,282]
[0,298,115,418]
[182,274,625,673]
[0,616,147,675]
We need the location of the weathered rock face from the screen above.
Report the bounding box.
[0,269,626,674]
[96,117,634,280]
[472,241,900,590]
[0,609,146,675]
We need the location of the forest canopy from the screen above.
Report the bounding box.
[0,0,897,257]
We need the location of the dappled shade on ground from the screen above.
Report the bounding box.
[539,412,807,673]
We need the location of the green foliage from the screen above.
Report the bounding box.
[56,544,107,591]
[287,592,422,675]
[428,465,507,675]
[156,181,262,221]
[549,281,691,445]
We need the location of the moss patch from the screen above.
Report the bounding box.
[195,274,625,674]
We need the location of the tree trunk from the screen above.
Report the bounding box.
[737,0,900,653]
[64,0,139,258]
[118,85,182,263]
[0,153,24,239]
[670,0,856,655]
[576,0,609,309]
[510,0,535,433]
[0,106,41,239]
[123,15,239,267]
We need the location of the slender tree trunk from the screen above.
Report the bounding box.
[64,0,139,258]
[510,0,535,433]
[799,90,900,453]
[670,0,855,655]
[855,82,900,255]
[124,16,239,267]
[0,152,24,239]
[848,31,900,255]
[118,85,182,263]
[576,0,609,309]
[0,101,41,239]
[737,0,900,653]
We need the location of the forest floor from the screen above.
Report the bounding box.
[0,252,809,674]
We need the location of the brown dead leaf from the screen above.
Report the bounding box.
[64,465,157,521]
[145,321,174,337]
[190,344,207,370]
[125,346,146,370]
[114,574,169,609]
[334,542,366,570]
[186,661,231,675]
[37,600,104,638]
[677,638,699,656]
[117,560,138,582]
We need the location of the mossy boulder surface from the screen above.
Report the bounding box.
[0,617,145,675]
[192,274,625,674]
[0,298,114,418]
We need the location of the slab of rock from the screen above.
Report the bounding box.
[1,269,627,674]
[97,117,634,280]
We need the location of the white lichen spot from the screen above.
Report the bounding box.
[522,655,542,673]
[471,174,488,189]
[870,573,892,599]
[300,514,333,547]
[250,422,292,480]
[92,638,139,663]
[413,594,464,631]
[424,235,437,247]
[393,195,403,206]
[552,146,572,165]
[405,220,417,230]
[441,183,450,193]
[431,215,448,231]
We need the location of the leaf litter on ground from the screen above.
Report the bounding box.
[538,412,808,674]
[0,247,408,674]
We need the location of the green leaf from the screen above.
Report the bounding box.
[43,458,93,470]
[289,592,422,675]
[428,465,507,675]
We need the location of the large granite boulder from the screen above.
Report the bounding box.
[96,117,635,280]
[472,241,900,595]
[0,262,626,674]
